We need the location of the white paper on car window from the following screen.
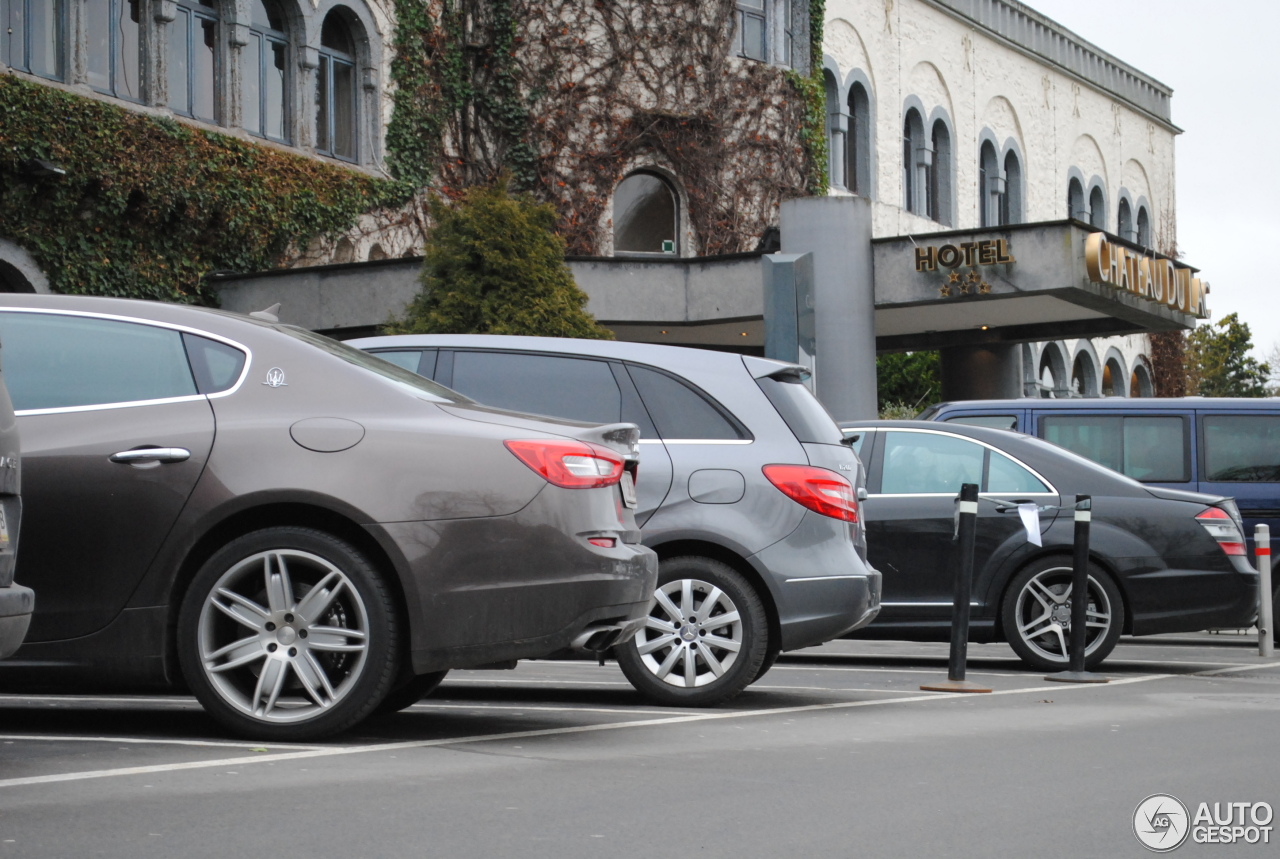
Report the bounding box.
[1018,502,1043,547]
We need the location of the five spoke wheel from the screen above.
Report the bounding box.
[1002,560,1123,671]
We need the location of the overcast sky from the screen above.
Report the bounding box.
[1026,0,1279,360]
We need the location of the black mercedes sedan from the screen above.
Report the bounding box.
[837,420,1258,670]
[0,294,657,739]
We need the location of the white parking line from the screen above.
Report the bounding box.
[0,673,1170,790]
[0,694,201,706]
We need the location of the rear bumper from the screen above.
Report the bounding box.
[0,585,34,660]
[750,512,882,651]
[1126,563,1259,636]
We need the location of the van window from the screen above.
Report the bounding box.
[756,375,843,444]
[946,414,1018,431]
[1203,415,1280,481]
[1040,414,1189,482]
[450,351,623,425]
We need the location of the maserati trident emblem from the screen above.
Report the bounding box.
[263,367,288,388]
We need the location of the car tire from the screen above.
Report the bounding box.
[1001,557,1124,672]
[616,556,768,707]
[177,527,401,741]
[752,640,781,683]
[374,671,449,715]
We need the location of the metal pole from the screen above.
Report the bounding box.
[1047,495,1108,683]
[1257,525,1273,659]
[921,483,991,693]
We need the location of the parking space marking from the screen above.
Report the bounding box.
[0,694,202,706]
[0,735,325,751]
[407,703,683,716]
[0,672,1169,790]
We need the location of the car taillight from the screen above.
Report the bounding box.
[1196,506,1246,556]
[763,464,858,523]
[504,439,625,489]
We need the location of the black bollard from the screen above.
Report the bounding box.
[921,483,991,693]
[1046,495,1109,683]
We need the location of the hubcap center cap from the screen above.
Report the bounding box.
[276,626,298,646]
[1051,605,1071,625]
[679,626,697,642]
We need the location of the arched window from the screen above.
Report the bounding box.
[846,82,871,196]
[1102,357,1125,397]
[824,71,845,190]
[929,120,951,226]
[613,172,678,255]
[1002,150,1022,225]
[903,109,928,216]
[1,0,65,79]
[88,0,142,101]
[1117,198,1133,241]
[1067,177,1085,221]
[979,141,1000,227]
[168,0,219,122]
[1130,361,1154,397]
[1136,206,1151,248]
[317,11,358,161]
[1071,352,1098,397]
[244,0,288,141]
[1088,186,1106,229]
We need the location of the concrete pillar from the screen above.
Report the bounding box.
[779,196,877,421]
[939,344,1023,401]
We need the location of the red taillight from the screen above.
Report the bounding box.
[504,439,625,489]
[588,537,616,548]
[1196,506,1246,556]
[763,464,858,522]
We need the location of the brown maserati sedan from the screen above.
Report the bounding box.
[0,294,657,740]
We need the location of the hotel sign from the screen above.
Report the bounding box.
[1084,233,1208,318]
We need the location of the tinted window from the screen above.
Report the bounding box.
[881,431,983,494]
[279,326,466,403]
[0,312,197,411]
[451,351,622,425]
[1203,415,1280,481]
[627,364,745,440]
[1041,416,1122,473]
[1040,414,1188,483]
[756,376,843,444]
[372,350,422,373]
[947,414,1018,430]
[1123,416,1188,482]
[987,451,1049,493]
[182,333,247,394]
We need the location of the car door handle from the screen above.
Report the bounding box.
[109,448,191,465]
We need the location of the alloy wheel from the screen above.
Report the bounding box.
[632,578,743,688]
[197,549,371,724]
[1013,566,1113,664]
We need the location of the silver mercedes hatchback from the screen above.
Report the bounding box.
[350,335,883,706]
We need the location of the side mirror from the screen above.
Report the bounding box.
[857,487,868,502]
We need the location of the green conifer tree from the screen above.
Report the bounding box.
[387,177,613,339]
[1184,313,1273,397]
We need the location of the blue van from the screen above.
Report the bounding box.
[920,398,1280,557]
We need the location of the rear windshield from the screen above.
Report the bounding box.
[755,375,844,444]
[279,327,471,404]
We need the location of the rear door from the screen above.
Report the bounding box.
[1197,411,1280,554]
[0,310,219,641]
[437,349,674,525]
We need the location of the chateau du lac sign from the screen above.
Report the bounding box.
[912,233,1208,318]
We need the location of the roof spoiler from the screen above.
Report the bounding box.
[741,355,810,382]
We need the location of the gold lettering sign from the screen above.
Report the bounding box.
[1085,233,1208,318]
[915,238,1015,272]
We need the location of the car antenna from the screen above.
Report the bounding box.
[249,303,281,323]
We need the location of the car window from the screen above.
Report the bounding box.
[1123,416,1188,482]
[0,311,197,411]
[986,451,1049,493]
[182,333,247,395]
[450,351,623,425]
[278,326,467,403]
[880,431,983,494]
[372,350,423,373]
[755,375,843,444]
[946,414,1018,430]
[1203,415,1280,481]
[1040,415,1122,473]
[626,364,746,441]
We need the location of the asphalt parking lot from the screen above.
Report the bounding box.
[1,635,1277,858]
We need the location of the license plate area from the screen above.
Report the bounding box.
[620,471,637,509]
